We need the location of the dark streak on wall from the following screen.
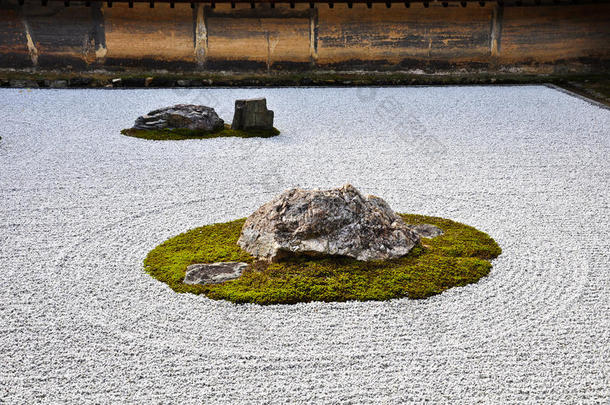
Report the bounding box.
[310,7,318,64]
[103,57,200,70]
[205,6,312,18]
[91,2,106,62]
[490,4,503,58]
[192,4,197,49]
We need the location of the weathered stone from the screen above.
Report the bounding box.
[70,77,92,87]
[183,262,248,285]
[411,224,444,238]
[238,184,420,262]
[9,79,38,88]
[133,104,224,132]
[44,79,68,88]
[231,98,274,130]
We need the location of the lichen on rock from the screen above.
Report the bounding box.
[132,104,224,132]
[184,262,248,285]
[238,184,420,262]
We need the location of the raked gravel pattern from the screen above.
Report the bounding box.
[0,86,609,404]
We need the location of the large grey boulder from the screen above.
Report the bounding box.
[133,104,224,132]
[231,98,274,130]
[238,184,420,262]
[184,262,248,285]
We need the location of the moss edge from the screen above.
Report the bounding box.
[121,124,280,141]
[144,214,502,305]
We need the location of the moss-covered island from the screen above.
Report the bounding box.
[121,124,280,141]
[144,214,501,305]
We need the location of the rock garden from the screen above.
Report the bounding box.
[120,96,502,304]
[3,85,607,403]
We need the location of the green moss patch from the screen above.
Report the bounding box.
[144,214,501,305]
[121,124,280,141]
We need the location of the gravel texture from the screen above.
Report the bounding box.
[0,86,609,404]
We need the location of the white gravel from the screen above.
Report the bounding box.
[1,86,609,404]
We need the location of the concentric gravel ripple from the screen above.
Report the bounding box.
[0,86,609,404]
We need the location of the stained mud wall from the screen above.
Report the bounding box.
[1,1,609,74]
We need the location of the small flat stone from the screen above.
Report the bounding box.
[411,224,444,238]
[183,262,248,285]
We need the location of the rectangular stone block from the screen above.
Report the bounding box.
[232,98,274,130]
